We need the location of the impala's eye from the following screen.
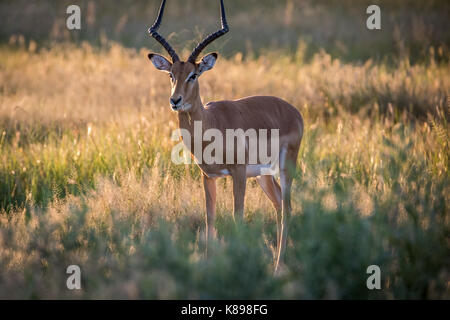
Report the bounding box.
[169,73,175,82]
[188,74,197,82]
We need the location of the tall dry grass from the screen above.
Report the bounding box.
[0,42,448,298]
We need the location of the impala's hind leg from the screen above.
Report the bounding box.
[203,174,217,257]
[275,145,299,274]
[231,165,247,222]
[257,175,282,248]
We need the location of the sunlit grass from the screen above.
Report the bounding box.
[0,43,448,298]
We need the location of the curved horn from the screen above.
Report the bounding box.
[148,0,180,62]
[188,0,229,63]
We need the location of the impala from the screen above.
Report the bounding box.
[147,0,303,273]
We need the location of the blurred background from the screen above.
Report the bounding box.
[1,0,449,62]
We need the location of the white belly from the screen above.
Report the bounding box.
[246,164,275,177]
[202,164,277,179]
[205,168,231,178]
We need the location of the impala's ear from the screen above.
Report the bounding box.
[148,53,172,72]
[198,52,217,75]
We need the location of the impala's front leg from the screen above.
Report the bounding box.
[231,165,247,222]
[203,174,217,247]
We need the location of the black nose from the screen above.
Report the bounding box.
[170,96,182,106]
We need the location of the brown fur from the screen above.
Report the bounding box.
[149,56,303,273]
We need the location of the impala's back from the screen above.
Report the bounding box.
[204,96,303,140]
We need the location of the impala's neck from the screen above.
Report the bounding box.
[177,87,204,131]
[177,89,206,156]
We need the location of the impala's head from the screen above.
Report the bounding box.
[148,53,217,112]
[147,0,228,112]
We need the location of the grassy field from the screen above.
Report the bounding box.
[0,0,449,299]
[0,42,448,299]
